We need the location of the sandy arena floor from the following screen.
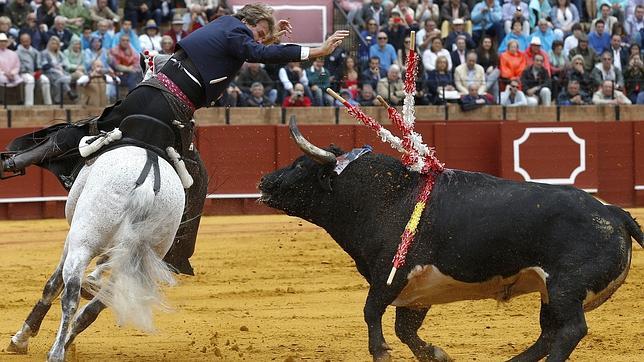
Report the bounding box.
[0,210,642,362]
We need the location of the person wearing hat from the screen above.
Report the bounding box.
[444,18,475,52]
[111,18,142,53]
[0,3,350,276]
[139,19,161,52]
[524,36,552,74]
[164,13,188,46]
[530,18,555,53]
[0,32,24,88]
[569,32,599,72]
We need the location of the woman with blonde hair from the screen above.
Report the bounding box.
[41,36,75,102]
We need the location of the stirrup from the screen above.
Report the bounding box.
[0,152,25,180]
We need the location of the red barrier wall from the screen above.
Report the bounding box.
[0,121,640,219]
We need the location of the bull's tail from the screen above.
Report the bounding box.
[607,205,644,248]
[93,183,176,332]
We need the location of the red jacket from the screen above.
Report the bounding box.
[282,95,312,107]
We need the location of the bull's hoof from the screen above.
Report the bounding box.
[373,350,392,362]
[6,339,28,354]
[417,345,452,362]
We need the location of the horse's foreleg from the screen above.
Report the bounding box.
[64,298,106,349]
[8,250,67,354]
[47,249,92,362]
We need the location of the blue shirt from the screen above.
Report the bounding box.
[588,31,610,55]
[499,33,529,52]
[111,29,141,53]
[471,2,502,32]
[91,31,113,50]
[369,43,397,71]
[530,29,555,52]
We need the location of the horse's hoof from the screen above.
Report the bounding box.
[373,350,392,362]
[418,345,452,362]
[6,339,28,354]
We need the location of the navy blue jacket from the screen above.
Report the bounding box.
[178,16,302,107]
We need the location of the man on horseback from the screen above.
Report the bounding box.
[0,3,350,275]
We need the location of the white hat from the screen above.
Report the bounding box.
[453,18,464,25]
[530,37,541,46]
[0,33,8,42]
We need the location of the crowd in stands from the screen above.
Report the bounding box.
[0,0,642,109]
[0,0,233,105]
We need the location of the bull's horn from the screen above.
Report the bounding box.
[288,116,336,165]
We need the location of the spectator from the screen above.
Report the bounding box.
[282,82,312,107]
[566,55,594,94]
[91,20,113,51]
[425,55,458,104]
[59,0,91,35]
[183,4,207,33]
[160,35,174,54]
[369,32,397,71]
[471,0,503,44]
[499,19,529,52]
[440,0,471,38]
[563,23,582,58]
[502,0,529,36]
[450,35,467,70]
[111,19,141,53]
[139,19,161,52]
[500,39,527,81]
[17,33,52,105]
[415,0,439,25]
[19,13,46,51]
[83,36,110,72]
[549,40,567,82]
[279,61,311,99]
[520,53,552,106]
[391,0,416,28]
[164,14,188,47]
[629,43,642,61]
[525,37,552,74]
[357,0,387,30]
[591,51,624,89]
[324,33,347,85]
[623,53,644,103]
[422,36,452,73]
[416,19,441,52]
[608,34,628,70]
[558,79,591,105]
[80,26,92,50]
[109,33,140,91]
[477,35,500,101]
[625,4,644,44]
[243,82,275,107]
[500,78,528,106]
[37,0,59,30]
[91,0,120,24]
[377,64,404,105]
[41,36,75,103]
[530,18,555,53]
[334,88,359,107]
[337,0,364,25]
[386,9,408,51]
[0,33,23,91]
[597,0,626,24]
[587,0,598,20]
[454,51,486,96]
[76,59,117,106]
[444,18,475,51]
[219,81,244,107]
[64,36,86,84]
[551,0,580,36]
[0,16,18,50]
[339,56,359,97]
[356,83,378,106]
[592,79,631,104]
[45,16,73,51]
[361,56,385,90]
[528,0,552,29]
[306,57,333,106]
[589,19,611,54]
[569,33,598,72]
[461,83,490,110]
[7,0,31,30]
[124,0,162,29]
[358,19,379,66]
[236,62,277,105]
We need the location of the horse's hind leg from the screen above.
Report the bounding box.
[47,246,93,362]
[64,298,107,349]
[8,247,67,354]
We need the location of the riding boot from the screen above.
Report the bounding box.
[2,137,63,173]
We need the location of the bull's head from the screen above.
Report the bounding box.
[258,117,341,218]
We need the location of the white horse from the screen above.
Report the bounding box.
[6,139,185,361]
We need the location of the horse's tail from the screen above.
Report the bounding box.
[94,182,176,332]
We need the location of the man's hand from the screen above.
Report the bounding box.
[571,95,581,103]
[141,4,149,12]
[309,30,350,59]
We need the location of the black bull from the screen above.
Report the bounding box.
[258,120,643,362]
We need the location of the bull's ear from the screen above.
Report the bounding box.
[317,167,334,193]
